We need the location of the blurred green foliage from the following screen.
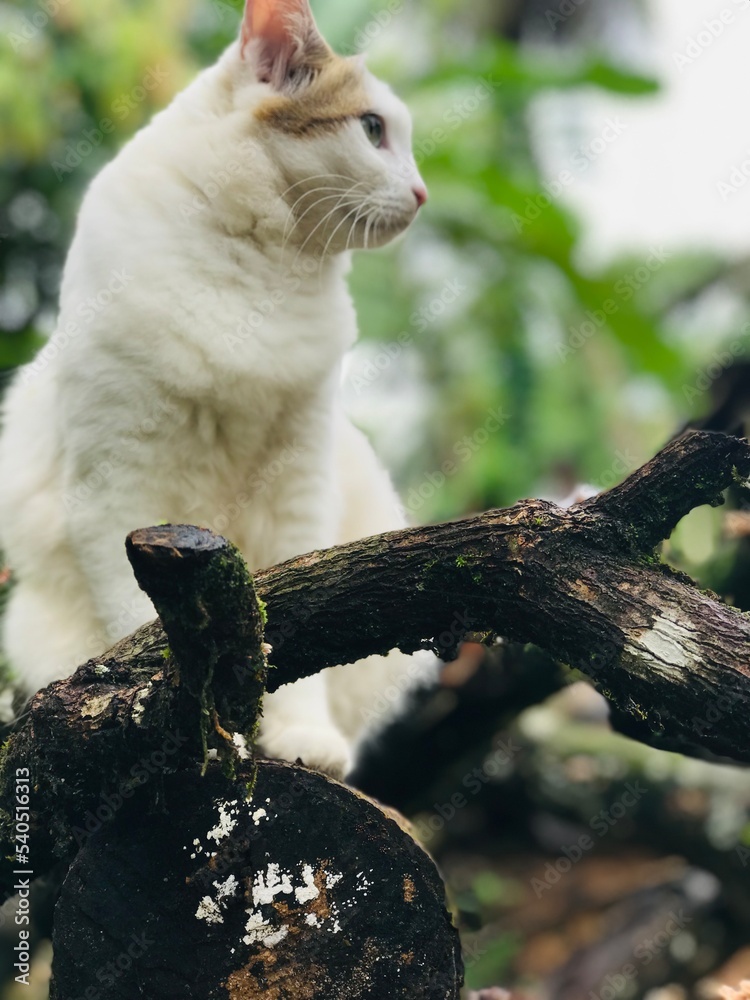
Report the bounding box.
[1,0,747,528]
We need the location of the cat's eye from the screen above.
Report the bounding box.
[361,113,385,148]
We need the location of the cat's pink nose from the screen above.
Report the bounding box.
[413,185,428,209]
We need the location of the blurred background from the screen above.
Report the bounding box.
[2,0,750,996]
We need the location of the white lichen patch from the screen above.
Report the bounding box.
[242,908,290,948]
[263,926,289,948]
[295,865,320,904]
[237,862,365,950]
[215,875,239,901]
[194,875,240,926]
[252,808,268,826]
[206,800,240,844]
[196,896,224,925]
[628,613,700,676]
[243,909,271,945]
[253,864,294,905]
[355,872,372,891]
[81,692,116,719]
[131,683,152,723]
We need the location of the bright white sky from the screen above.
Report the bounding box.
[533,0,750,263]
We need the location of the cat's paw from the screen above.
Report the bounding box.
[258,722,353,779]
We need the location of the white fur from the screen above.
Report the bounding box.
[0,17,434,777]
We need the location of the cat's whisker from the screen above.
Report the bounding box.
[317,203,369,291]
[283,195,345,254]
[293,181,368,264]
[291,196,359,272]
[286,194,358,268]
[342,204,373,264]
[283,188,361,246]
[282,192,357,263]
[277,173,356,204]
[320,202,366,263]
[363,204,378,250]
[282,186,352,243]
[283,180,366,256]
[276,173,359,229]
[295,197,357,274]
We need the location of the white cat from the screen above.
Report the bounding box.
[0,0,435,777]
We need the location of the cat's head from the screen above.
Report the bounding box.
[225,0,427,257]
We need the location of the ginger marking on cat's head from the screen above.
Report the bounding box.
[253,58,372,138]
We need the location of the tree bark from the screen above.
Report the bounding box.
[125,524,268,745]
[2,429,750,900]
[49,761,463,999]
[1,526,269,900]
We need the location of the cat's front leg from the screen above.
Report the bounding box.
[259,676,354,779]
[248,411,353,777]
[64,489,163,649]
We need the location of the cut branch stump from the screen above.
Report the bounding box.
[50,762,462,999]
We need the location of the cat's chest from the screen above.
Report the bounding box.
[167,402,330,569]
[177,245,358,383]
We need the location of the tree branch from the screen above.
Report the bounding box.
[126,525,267,741]
[3,429,750,898]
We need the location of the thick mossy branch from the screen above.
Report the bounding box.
[2,430,750,899]
[0,527,268,898]
[50,762,463,1000]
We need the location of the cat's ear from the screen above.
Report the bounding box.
[240,0,329,90]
